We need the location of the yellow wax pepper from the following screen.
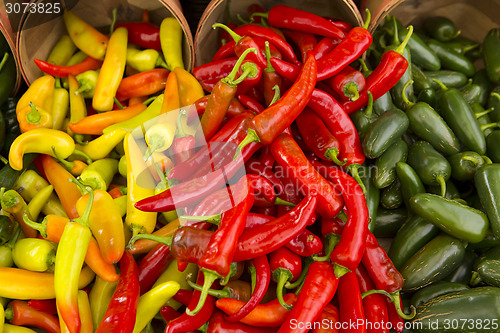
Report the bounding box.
[174,67,205,107]
[46,35,77,66]
[160,17,184,70]
[16,75,54,115]
[93,27,128,111]
[63,10,108,60]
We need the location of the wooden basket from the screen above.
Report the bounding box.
[194,0,364,67]
[16,0,194,85]
[0,3,23,95]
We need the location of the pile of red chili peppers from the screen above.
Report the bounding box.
[0,3,424,333]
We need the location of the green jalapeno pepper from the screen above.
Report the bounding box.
[363,108,409,159]
[425,70,468,89]
[359,164,380,232]
[435,79,486,154]
[473,103,496,138]
[471,259,500,287]
[380,178,403,209]
[400,233,466,292]
[471,69,492,107]
[410,281,469,309]
[422,16,461,42]
[373,139,408,189]
[396,161,426,211]
[487,88,500,122]
[459,82,482,105]
[426,179,460,200]
[474,164,500,239]
[371,207,407,238]
[351,92,377,141]
[483,28,500,83]
[373,90,395,116]
[468,230,500,250]
[389,215,440,270]
[409,193,488,243]
[0,216,14,246]
[448,151,485,181]
[407,141,451,197]
[411,64,436,105]
[486,131,500,163]
[444,249,477,284]
[426,39,475,77]
[412,287,500,332]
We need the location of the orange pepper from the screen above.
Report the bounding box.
[17,102,53,133]
[76,189,125,265]
[161,71,180,114]
[127,219,180,255]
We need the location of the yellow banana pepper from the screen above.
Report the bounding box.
[47,35,77,66]
[173,67,204,107]
[16,75,55,114]
[160,18,184,70]
[75,128,127,161]
[63,10,108,60]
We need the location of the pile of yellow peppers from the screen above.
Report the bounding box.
[0,7,204,333]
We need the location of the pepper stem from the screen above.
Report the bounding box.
[394,25,413,55]
[274,197,296,207]
[176,109,188,138]
[180,214,221,225]
[52,146,76,172]
[275,270,293,310]
[0,53,9,72]
[186,270,220,316]
[186,277,230,299]
[361,290,416,320]
[127,234,172,250]
[110,8,117,34]
[26,102,42,124]
[475,107,494,119]
[333,262,350,278]
[72,149,93,165]
[250,12,269,22]
[470,271,482,286]
[22,213,48,238]
[363,9,371,30]
[223,48,257,85]
[391,16,400,45]
[344,82,360,102]
[4,306,13,321]
[345,164,367,195]
[482,155,493,164]
[114,97,125,110]
[432,78,448,92]
[461,155,481,166]
[435,174,447,198]
[269,85,281,106]
[325,148,348,166]
[313,233,340,262]
[70,179,94,228]
[143,96,156,106]
[480,122,500,132]
[285,257,312,290]
[212,23,242,43]
[264,41,274,73]
[401,79,415,108]
[234,129,260,161]
[364,91,374,117]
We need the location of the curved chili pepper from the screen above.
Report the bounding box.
[34,56,102,78]
[246,157,284,195]
[115,68,169,101]
[320,166,368,276]
[5,300,60,333]
[160,305,182,323]
[137,243,173,295]
[355,265,390,333]
[238,52,317,149]
[313,37,341,60]
[269,57,300,82]
[248,174,280,207]
[296,107,346,165]
[115,22,161,50]
[273,164,303,217]
[270,246,302,310]
[208,310,277,333]
[172,289,194,307]
[171,111,196,166]
[188,177,254,315]
[308,89,365,185]
[328,66,366,102]
[285,229,323,257]
[233,24,299,65]
[226,255,270,322]
[217,293,297,327]
[270,132,343,218]
[262,43,284,108]
[337,271,366,333]
[238,94,265,113]
[278,261,339,333]
[193,57,238,82]
[283,29,317,63]
[95,252,139,333]
[165,271,217,333]
[342,26,413,115]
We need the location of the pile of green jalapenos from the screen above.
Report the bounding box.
[358,15,500,333]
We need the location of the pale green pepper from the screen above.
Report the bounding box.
[126,46,168,72]
[12,238,56,272]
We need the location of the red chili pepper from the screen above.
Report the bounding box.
[320,166,369,276]
[355,265,390,333]
[189,177,254,315]
[200,48,258,141]
[208,310,278,333]
[328,66,366,102]
[115,22,161,50]
[5,300,60,333]
[337,271,367,333]
[326,18,353,33]
[263,5,345,40]
[172,289,194,306]
[238,94,264,114]
[171,110,196,166]
[238,52,317,148]
[95,252,139,333]
[269,57,300,82]
[362,231,404,294]
[246,157,285,196]
[296,107,346,165]
[219,22,238,46]
[233,24,299,65]
[387,294,406,333]
[248,174,279,208]
[200,60,263,96]
[160,305,182,323]
[212,36,282,64]
[193,57,238,82]
[313,37,342,60]
[311,303,340,333]
[247,4,266,24]
[270,132,344,219]
[193,95,246,121]
[316,216,344,260]
[137,243,173,295]
[246,213,275,228]
[285,229,323,257]
[308,89,365,185]
[217,293,298,327]
[283,29,317,63]
[278,261,339,333]
[258,145,275,169]
[233,194,317,262]
[341,26,413,114]
[273,164,303,217]
[34,56,102,77]
[262,41,284,107]
[115,68,169,101]
[270,246,302,311]
[225,255,271,322]
[315,20,372,81]
[27,299,58,315]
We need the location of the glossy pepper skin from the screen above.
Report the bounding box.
[115,22,161,51]
[34,56,102,78]
[95,252,139,333]
[474,164,500,239]
[5,300,60,333]
[63,10,108,60]
[338,271,366,333]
